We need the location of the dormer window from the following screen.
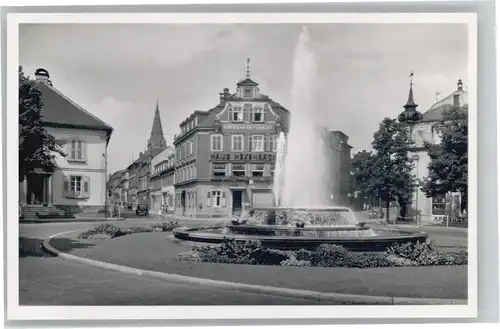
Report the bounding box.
[253,108,264,122]
[232,107,244,122]
[244,88,252,97]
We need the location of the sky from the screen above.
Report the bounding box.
[19,23,469,174]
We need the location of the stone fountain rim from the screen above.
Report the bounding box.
[225,223,371,231]
[172,226,430,242]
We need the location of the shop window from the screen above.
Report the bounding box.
[212,163,227,177]
[232,164,246,177]
[432,194,446,215]
[251,164,265,177]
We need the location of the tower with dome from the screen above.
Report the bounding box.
[398,78,468,225]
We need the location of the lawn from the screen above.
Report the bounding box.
[58,230,467,300]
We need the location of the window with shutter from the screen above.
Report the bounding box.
[83,176,90,198]
[63,177,70,198]
[81,142,86,161]
[68,140,86,161]
[206,192,211,207]
[221,192,227,207]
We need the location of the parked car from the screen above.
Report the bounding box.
[368,208,384,219]
[136,204,149,216]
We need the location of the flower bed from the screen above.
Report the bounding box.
[78,221,179,239]
[176,239,467,268]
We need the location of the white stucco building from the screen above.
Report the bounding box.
[19,68,113,218]
[398,79,468,224]
[150,146,176,214]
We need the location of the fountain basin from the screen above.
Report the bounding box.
[172,226,429,252]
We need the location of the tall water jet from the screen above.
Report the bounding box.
[281,26,330,208]
[273,131,287,206]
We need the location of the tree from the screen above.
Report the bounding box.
[421,106,468,212]
[351,150,375,206]
[369,118,415,223]
[19,66,65,182]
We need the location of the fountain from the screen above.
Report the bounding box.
[172,26,428,251]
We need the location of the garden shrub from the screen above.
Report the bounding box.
[386,254,419,267]
[310,244,350,267]
[386,241,468,266]
[180,240,467,268]
[385,241,433,262]
[347,252,390,268]
[281,259,312,267]
[78,221,179,239]
[78,223,124,239]
[194,239,291,265]
[294,248,313,262]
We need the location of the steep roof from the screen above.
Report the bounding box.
[37,81,113,140]
[236,78,259,86]
[148,101,166,149]
[197,104,225,127]
[421,88,468,122]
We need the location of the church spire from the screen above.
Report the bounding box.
[403,72,418,109]
[398,72,422,123]
[147,99,166,152]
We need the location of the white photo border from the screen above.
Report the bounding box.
[7,12,478,321]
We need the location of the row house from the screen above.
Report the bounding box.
[150,146,176,214]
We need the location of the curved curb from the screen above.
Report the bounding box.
[42,230,467,306]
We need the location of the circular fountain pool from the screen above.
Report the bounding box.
[172,207,428,252]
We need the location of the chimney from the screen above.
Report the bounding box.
[219,88,230,105]
[34,68,52,85]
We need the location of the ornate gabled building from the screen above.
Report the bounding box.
[173,61,289,218]
[399,77,468,224]
[172,60,352,218]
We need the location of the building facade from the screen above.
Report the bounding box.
[173,67,292,218]
[150,146,176,214]
[120,170,129,205]
[106,170,125,205]
[398,79,468,224]
[19,68,113,217]
[325,130,353,205]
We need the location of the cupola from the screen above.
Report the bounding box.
[398,72,423,123]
